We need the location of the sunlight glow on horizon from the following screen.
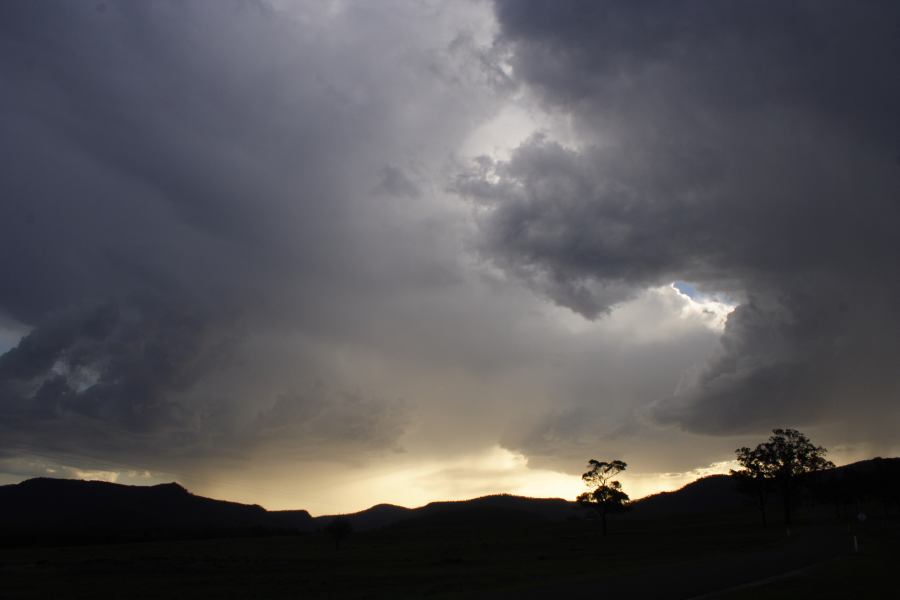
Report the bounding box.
[186,447,743,515]
[6,444,897,516]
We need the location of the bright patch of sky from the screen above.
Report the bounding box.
[460,100,581,163]
[670,282,736,331]
[195,445,742,514]
[548,284,735,338]
[619,460,737,500]
[0,318,28,356]
[0,453,164,487]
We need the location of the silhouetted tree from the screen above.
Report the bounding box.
[733,429,833,527]
[576,459,629,536]
[324,517,353,550]
[731,446,772,527]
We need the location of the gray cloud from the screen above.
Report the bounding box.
[0,0,506,473]
[374,166,422,199]
[253,383,410,456]
[469,0,900,436]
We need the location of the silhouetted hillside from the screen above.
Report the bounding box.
[0,478,313,545]
[630,475,746,517]
[818,456,900,480]
[317,459,900,531]
[398,496,579,530]
[415,494,577,525]
[315,503,413,531]
[804,457,900,516]
[630,457,900,518]
[266,509,320,530]
[4,457,896,546]
[316,494,579,531]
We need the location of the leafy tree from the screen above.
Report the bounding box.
[576,459,629,536]
[733,428,834,527]
[731,445,772,527]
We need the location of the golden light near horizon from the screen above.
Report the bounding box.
[4,439,896,519]
[178,447,744,515]
[182,442,895,515]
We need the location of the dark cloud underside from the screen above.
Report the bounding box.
[472,0,900,434]
[0,0,501,471]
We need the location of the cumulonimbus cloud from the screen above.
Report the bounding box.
[0,0,504,471]
[2,1,898,502]
[465,0,900,435]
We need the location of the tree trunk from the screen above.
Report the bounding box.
[601,511,608,537]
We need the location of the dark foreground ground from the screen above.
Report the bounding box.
[1,509,897,599]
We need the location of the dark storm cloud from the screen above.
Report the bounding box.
[0,0,505,471]
[253,383,410,455]
[0,298,239,462]
[471,1,900,436]
[4,0,898,503]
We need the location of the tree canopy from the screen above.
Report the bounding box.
[577,459,629,536]
[732,428,834,527]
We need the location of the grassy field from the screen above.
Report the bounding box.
[708,518,898,600]
[1,510,896,599]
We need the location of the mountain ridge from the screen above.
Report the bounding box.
[3,457,896,542]
[0,476,314,544]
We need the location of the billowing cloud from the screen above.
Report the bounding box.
[0,0,506,473]
[464,0,900,436]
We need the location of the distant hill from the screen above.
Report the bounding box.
[0,478,313,544]
[315,503,414,531]
[316,495,579,531]
[822,456,900,479]
[629,475,746,517]
[629,457,900,518]
[3,458,896,545]
[410,495,579,528]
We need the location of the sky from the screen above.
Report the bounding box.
[1,0,898,515]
